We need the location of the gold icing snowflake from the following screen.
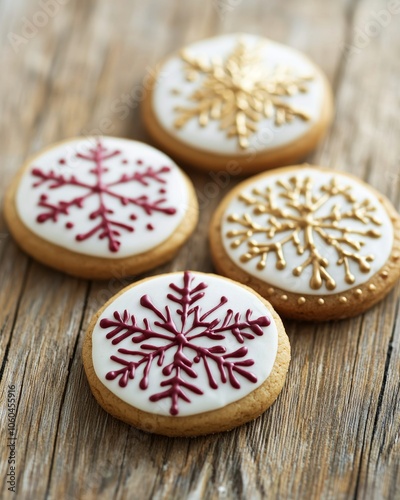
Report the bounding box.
[173,39,314,149]
[226,175,382,290]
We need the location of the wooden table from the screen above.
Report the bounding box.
[1,0,399,498]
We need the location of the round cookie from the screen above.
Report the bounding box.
[210,165,400,321]
[142,33,333,174]
[82,271,290,436]
[4,136,198,279]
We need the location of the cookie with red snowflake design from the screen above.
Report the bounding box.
[82,271,290,436]
[4,137,198,278]
[210,165,400,321]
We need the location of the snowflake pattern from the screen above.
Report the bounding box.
[31,140,177,252]
[226,175,382,290]
[99,271,271,415]
[174,39,313,149]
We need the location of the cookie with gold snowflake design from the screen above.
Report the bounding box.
[142,33,333,174]
[210,166,400,321]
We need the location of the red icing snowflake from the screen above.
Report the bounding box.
[99,271,271,415]
[31,140,177,252]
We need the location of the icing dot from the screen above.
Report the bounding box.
[130,214,137,220]
[65,222,74,229]
[354,289,363,297]
[267,287,275,295]
[147,223,154,231]
[317,298,325,305]
[122,159,128,164]
[339,296,348,304]
[136,159,143,165]
[59,158,66,164]
[368,284,376,291]
[159,188,167,194]
[281,295,288,301]
[298,297,306,305]
[40,194,48,201]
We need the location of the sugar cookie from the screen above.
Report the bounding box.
[143,33,333,173]
[210,166,400,320]
[4,136,198,279]
[83,271,290,436]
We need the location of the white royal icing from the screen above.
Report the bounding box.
[221,168,394,295]
[91,272,278,417]
[152,33,326,154]
[16,137,190,258]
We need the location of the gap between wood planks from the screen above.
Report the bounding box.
[43,281,92,499]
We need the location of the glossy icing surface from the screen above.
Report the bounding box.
[152,33,326,154]
[16,137,190,258]
[92,272,278,416]
[221,168,393,295]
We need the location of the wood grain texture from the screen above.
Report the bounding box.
[0,0,399,499]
